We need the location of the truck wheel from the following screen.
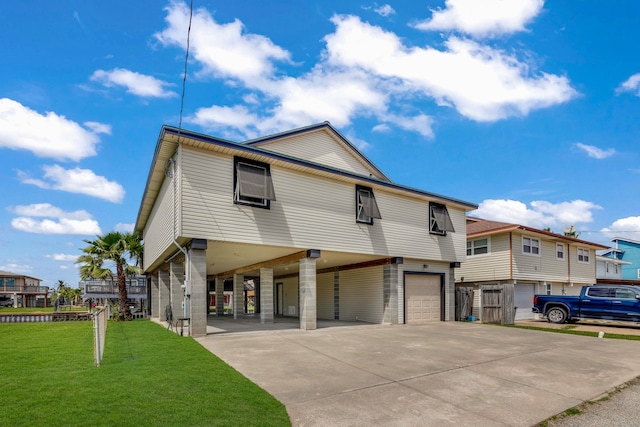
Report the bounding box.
[547,307,567,324]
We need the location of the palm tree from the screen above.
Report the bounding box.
[77,231,143,320]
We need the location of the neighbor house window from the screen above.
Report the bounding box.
[467,238,489,256]
[546,283,552,295]
[556,243,565,260]
[233,157,276,208]
[577,248,590,263]
[522,236,540,256]
[355,185,382,224]
[429,202,455,236]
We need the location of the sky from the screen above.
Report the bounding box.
[1,0,640,288]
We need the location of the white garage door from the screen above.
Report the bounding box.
[514,283,535,320]
[405,274,442,323]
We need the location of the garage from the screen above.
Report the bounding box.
[514,283,535,320]
[404,273,443,323]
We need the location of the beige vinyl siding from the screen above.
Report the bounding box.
[456,234,511,283]
[339,266,383,323]
[142,176,176,270]
[180,148,466,261]
[513,236,569,282]
[281,276,299,317]
[317,272,334,320]
[568,245,598,284]
[252,130,380,178]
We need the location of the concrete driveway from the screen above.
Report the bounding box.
[196,321,640,426]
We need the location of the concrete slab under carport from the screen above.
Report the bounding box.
[196,322,640,426]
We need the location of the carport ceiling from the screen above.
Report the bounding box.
[206,241,385,278]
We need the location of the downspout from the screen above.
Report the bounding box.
[167,155,191,327]
[509,232,513,280]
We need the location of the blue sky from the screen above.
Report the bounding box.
[1,0,640,288]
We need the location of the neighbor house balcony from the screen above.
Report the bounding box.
[80,277,147,300]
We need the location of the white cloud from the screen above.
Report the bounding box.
[616,73,640,96]
[90,68,177,98]
[115,222,134,232]
[18,165,125,203]
[10,203,101,235]
[374,5,396,17]
[155,2,290,82]
[12,203,93,220]
[472,199,601,229]
[0,98,107,161]
[48,254,78,262]
[158,3,574,139]
[414,0,544,38]
[372,123,391,132]
[601,216,640,241]
[574,142,615,159]
[0,263,32,274]
[325,17,576,122]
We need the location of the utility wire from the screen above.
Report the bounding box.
[177,0,194,139]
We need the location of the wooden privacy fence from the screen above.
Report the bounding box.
[480,284,515,325]
[455,287,474,321]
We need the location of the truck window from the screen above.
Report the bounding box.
[586,287,613,298]
[614,288,638,299]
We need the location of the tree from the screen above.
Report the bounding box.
[77,231,143,320]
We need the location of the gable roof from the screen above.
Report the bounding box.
[244,122,391,182]
[466,217,609,249]
[135,125,478,233]
[611,237,640,246]
[0,270,42,281]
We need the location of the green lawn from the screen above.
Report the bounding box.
[0,320,290,427]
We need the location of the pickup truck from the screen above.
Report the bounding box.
[532,285,640,324]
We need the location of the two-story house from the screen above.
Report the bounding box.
[0,270,49,308]
[456,218,609,320]
[135,122,477,337]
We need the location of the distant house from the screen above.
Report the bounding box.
[595,254,631,283]
[600,238,640,283]
[455,218,609,320]
[134,122,477,337]
[0,270,49,308]
[79,276,148,311]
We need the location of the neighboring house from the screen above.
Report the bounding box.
[595,255,631,282]
[79,276,148,311]
[601,238,640,282]
[0,270,49,308]
[456,218,609,320]
[135,122,477,337]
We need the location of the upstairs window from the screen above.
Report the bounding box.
[556,243,565,260]
[429,202,455,236]
[522,236,540,256]
[234,157,276,208]
[577,248,590,263]
[356,185,381,224]
[467,238,488,256]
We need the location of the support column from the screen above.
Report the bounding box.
[383,264,399,324]
[260,268,274,324]
[215,277,224,316]
[158,270,170,321]
[170,261,185,320]
[299,257,317,330]
[333,270,340,320]
[446,267,456,321]
[233,274,244,319]
[188,242,207,338]
[150,273,160,320]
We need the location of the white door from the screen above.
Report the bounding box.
[514,283,535,320]
[405,274,442,323]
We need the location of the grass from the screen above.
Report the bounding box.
[0,320,290,427]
